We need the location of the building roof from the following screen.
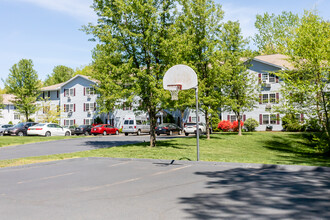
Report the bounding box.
[253,54,293,70]
[1,94,16,105]
[41,75,98,91]
[41,82,65,91]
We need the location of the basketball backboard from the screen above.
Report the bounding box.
[163,64,198,90]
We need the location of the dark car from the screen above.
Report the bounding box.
[4,122,38,136]
[91,124,119,136]
[156,123,182,136]
[74,125,92,136]
[64,125,77,135]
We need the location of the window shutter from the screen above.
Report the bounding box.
[276,75,279,83]
[42,92,45,99]
[276,93,279,103]
[48,91,50,97]
[64,104,66,112]
[198,116,200,122]
[227,115,230,121]
[74,119,76,125]
[84,119,86,125]
[259,114,263,125]
[64,120,66,126]
[259,94,262,104]
[74,104,76,112]
[189,116,191,122]
[277,114,280,125]
[84,103,86,112]
[301,114,304,122]
[94,102,96,111]
[243,115,246,121]
[258,73,261,84]
[84,88,85,96]
[64,89,66,97]
[57,90,59,98]
[74,88,76,96]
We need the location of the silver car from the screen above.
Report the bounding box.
[0,124,14,136]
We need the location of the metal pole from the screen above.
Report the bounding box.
[195,87,199,161]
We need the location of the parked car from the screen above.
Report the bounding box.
[74,125,92,136]
[3,122,38,136]
[122,115,150,136]
[64,125,77,135]
[91,124,119,136]
[0,124,14,136]
[156,123,182,136]
[184,122,212,136]
[27,123,71,137]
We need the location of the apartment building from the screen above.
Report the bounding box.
[0,94,21,124]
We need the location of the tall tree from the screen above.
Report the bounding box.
[177,0,224,139]
[84,0,178,147]
[218,21,258,135]
[278,11,330,151]
[5,59,42,121]
[44,65,74,86]
[254,11,299,55]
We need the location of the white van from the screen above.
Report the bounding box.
[122,115,150,136]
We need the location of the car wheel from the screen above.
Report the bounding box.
[17,131,24,136]
[103,131,107,136]
[185,132,189,136]
[178,130,182,135]
[157,133,160,136]
[45,131,51,137]
[85,131,89,136]
[168,130,173,136]
[125,133,128,136]
[115,130,119,135]
[65,131,70,136]
[137,130,141,136]
[0,133,3,136]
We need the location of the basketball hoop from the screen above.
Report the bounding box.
[167,84,182,100]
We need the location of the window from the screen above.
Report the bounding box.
[230,115,237,123]
[84,118,93,125]
[85,103,95,112]
[269,74,275,83]
[262,73,276,83]
[262,94,269,104]
[64,119,74,126]
[263,115,269,125]
[262,73,268,82]
[64,104,74,112]
[261,93,279,104]
[64,88,75,97]
[270,114,277,124]
[14,113,20,120]
[85,87,95,95]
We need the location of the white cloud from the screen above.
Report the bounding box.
[16,0,97,22]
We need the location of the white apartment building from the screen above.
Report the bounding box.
[0,94,22,124]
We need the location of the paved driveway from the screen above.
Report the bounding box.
[0,157,329,219]
[0,134,179,160]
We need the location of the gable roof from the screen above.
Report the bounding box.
[253,54,293,70]
[1,94,16,105]
[41,75,98,91]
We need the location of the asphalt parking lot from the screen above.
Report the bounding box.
[1,157,329,219]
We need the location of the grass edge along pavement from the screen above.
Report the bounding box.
[0,132,329,168]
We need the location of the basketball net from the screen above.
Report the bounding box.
[167,84,182,100]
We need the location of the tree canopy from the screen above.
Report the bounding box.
[5,59,42,121]
[44,65,74,86]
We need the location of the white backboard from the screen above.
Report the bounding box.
[163,64,198,90]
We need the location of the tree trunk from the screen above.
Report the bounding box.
[205,109,210,139]
[149,107,157,147]
[237,114,242,136]
[25,111,29,122]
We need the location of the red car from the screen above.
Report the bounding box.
[91,124,119,136]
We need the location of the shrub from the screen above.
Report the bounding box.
[244,118,259,132]
[8,121,13,125]
[211,115,221,131]
[282,114,305,132]
[232,121,244,132]
[218,120,232,132]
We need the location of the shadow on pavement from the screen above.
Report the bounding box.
[179,166,330,219]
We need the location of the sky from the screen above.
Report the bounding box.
[0,0,329,88]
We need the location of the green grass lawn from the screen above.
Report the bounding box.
[0,135,87,148]
[0,132,329,168]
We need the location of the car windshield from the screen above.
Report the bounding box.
[158,123,171,127]
[79,125,87,128]
[95,125,103,127]
[13,123,25,128]
[35,123,45,127]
